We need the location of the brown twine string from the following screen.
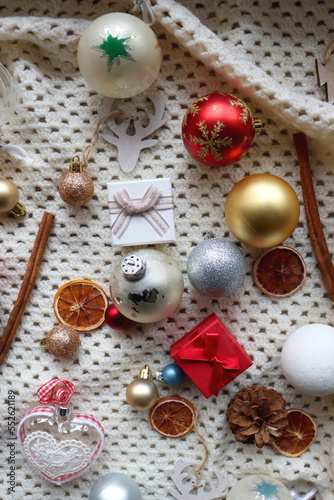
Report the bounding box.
[82,110,138,168]
[192,408,210,487]
[323,38,334,65]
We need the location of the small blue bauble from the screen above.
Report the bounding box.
[161,363,184,386]
[187,237,247,298]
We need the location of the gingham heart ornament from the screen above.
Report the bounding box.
[17,379,104,485]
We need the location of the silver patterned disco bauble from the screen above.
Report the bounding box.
[110,249,184,323]
[187,238,247,297]
[89,472,142,500]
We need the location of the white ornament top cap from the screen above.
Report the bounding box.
[121,255,146,280]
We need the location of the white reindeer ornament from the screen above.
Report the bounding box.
[101,95,167,173]
[168,459,228,500]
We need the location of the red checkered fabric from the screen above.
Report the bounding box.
[37,379,75,406]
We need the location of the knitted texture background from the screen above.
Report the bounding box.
[0,0,334,498]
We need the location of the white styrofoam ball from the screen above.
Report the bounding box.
[281,323,334,396]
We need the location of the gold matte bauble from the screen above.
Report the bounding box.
[126,378,159,411]
[225,173,300,248]
[0,178,19,212]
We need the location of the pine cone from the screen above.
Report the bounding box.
[226,385,289,448]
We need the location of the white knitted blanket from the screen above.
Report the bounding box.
[1,0,334,499]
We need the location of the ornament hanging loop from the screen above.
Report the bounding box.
[322,38,334,66]
[82,110,138,169]
[192,409,210,484]
[123,0,156,25]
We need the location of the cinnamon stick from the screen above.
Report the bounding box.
[0,211,55,365]
[293,132,334,301]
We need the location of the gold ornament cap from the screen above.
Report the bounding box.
[69,155,83,173]
[139,364,153,380]
[254,119,265,131]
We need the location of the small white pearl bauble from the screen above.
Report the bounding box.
[77,12,162,98]
[226,474,292,500]
[281,323,334,396]
[89,472,142,500]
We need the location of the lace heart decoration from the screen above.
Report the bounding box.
[18,407,104,485]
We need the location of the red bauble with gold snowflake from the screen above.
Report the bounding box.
[182,92,260,167]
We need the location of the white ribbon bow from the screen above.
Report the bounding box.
[0,139,33,166]
[109,184,174,238]
[290,487,318,500]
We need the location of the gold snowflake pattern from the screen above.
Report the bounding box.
[183,96,209,126]
[190,120,233,161]
[230,98,251,124]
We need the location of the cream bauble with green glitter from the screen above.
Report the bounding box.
[77,12,162,98]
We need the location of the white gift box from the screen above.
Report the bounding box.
[107,178,176,247]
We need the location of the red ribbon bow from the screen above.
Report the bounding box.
[179,332,240,396]
[37,379,75,406]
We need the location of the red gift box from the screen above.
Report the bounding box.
[170,313,252,398]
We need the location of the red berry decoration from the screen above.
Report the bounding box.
[182,92,260,167]
[104,303,133,330]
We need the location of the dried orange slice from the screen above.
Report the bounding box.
[253,245,306,298]
[272,408,317,457]
[54,279,108,332]
[149,396,196,438]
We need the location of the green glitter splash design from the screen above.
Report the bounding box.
[93,30,135,70]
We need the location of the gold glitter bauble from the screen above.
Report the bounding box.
[225,173,300,249]
[59,171,94,207]
[45,325,80,359]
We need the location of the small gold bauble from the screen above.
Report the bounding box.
[225,173,300,248]
[45,325,80,359]
[126,366,159,411]
[0,178,19,212]
[126,379,159,411]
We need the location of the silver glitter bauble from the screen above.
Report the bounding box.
[110,249,184,323]
[187,238,247,297]
[89,472,142,500]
